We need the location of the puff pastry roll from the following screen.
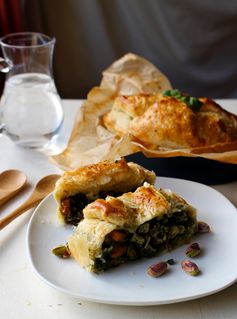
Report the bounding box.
[54,158,155,225]
[68,183,197,273]
[103,91,237,149]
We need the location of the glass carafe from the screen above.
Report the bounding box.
[0,32,64,153]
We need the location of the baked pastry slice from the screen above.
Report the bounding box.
[54,158,155,225]
[68,183,197,273]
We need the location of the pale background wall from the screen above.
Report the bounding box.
[23,0,237,99]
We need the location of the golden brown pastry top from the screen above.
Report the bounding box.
[54,158,156,202]
[83,183,196,231]
[102,93,237,149]
[102,94,158,135]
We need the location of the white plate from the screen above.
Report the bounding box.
[26,177,237,306]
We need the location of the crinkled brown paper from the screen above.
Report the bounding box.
[50,53,237,170]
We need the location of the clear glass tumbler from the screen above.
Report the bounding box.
[0,32,64,153]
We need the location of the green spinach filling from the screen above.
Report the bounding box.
[60,191,131,225]
[61,194,90,225]
[93,211,197,272]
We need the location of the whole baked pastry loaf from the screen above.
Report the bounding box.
[53,158,155,225]
[68,183,197,273]
[102,90,237,150]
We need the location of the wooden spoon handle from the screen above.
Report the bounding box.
[0,190,11,205]
[0,198,42,230]
[0,189,23,207]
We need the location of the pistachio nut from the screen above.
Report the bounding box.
[147,261,168,277]
[52,244,71,258]
[181,259,200,276]
[198,221,210,233]
[185,242,201,257]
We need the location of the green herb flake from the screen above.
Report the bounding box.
[166,258,176,265]
[162,89,203,111]
[163,90,172,97]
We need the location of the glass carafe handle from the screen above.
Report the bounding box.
[0,58,7,135]
[0,124,5,135]
[0,57,11,73]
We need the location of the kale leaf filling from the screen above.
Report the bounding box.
[93,211,197,272]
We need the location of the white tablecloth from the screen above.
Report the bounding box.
[0,99,236,319]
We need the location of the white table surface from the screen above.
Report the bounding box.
[0,99,237,319]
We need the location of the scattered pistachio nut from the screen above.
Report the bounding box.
[198,221,210,233]
[181,259,200,276]
[185,242,201,258]
[147,261,168,277]
[52,244,71,258]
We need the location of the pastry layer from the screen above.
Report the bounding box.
[54,158,156,225]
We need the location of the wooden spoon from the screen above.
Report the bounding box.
[0,174,60,230]
[0,170,27,207]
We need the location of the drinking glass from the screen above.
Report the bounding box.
[0,32,64,153]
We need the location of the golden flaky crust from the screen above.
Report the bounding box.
[103,94,237,150]
[102,94,159,135]
[54,158,155,202]
[83,183,170,230]
[68,183,197,271]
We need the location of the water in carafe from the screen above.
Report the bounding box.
[0,73,63,148]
